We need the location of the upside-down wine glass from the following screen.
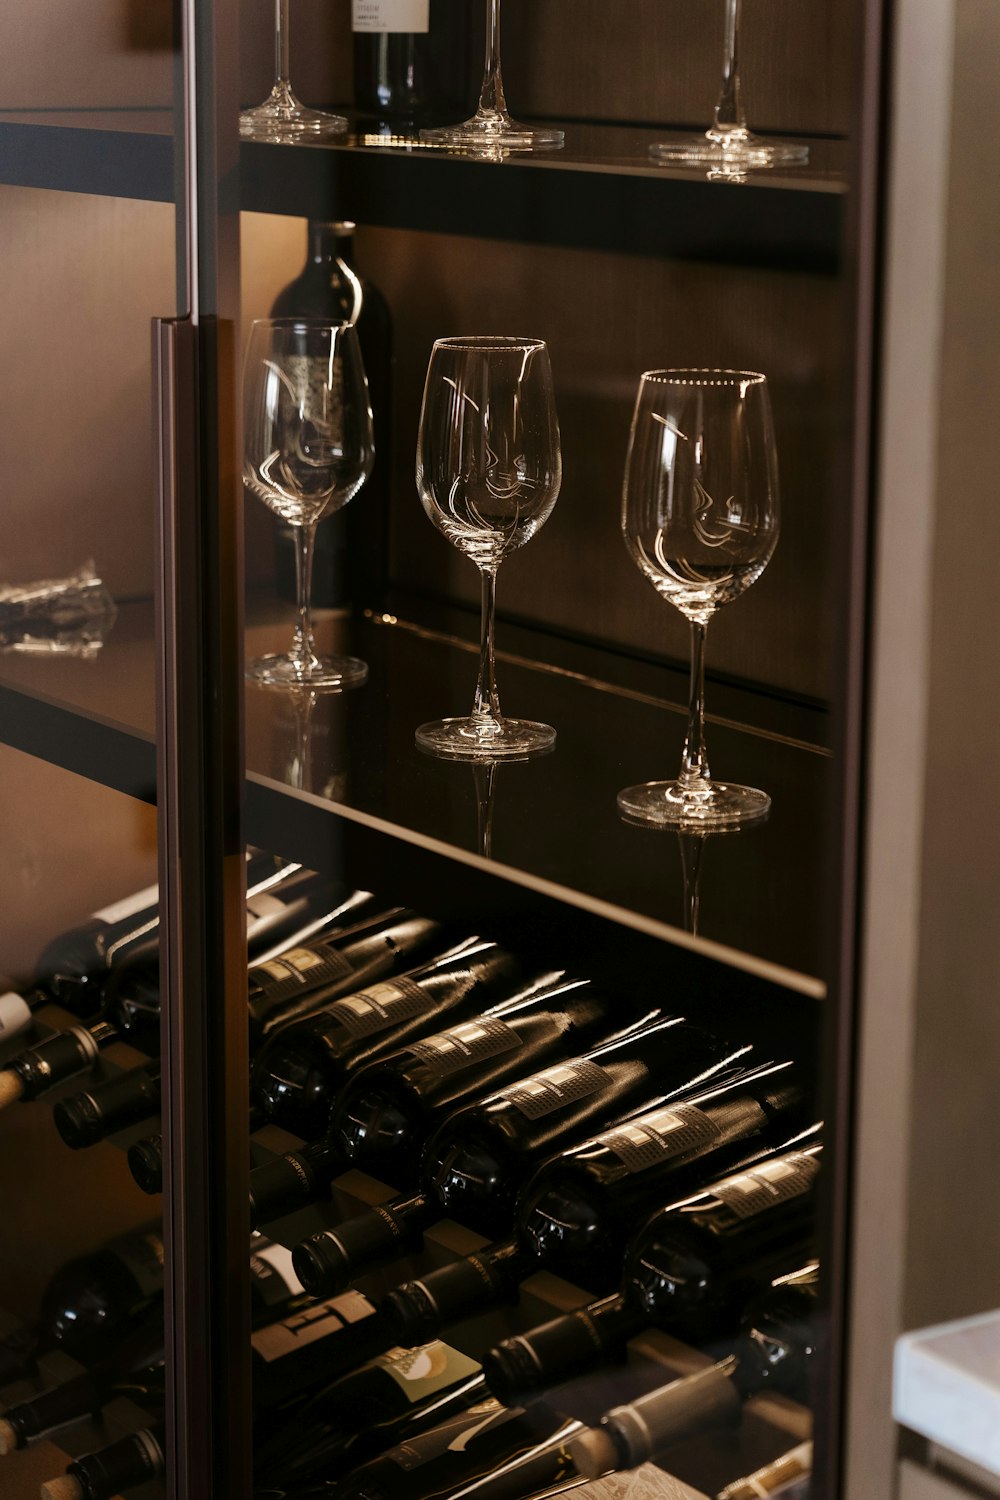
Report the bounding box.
[240,0,347,141]
[618,370,780,828]
[650,0,808,169]
[244,318,374,689]
[415,337,562,760]
[421,0,564,153]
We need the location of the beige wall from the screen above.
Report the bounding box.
[850,0,1000,1494]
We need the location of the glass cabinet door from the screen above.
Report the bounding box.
[0,3,185,1500]
[230,5,876,1500]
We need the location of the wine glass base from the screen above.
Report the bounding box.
[421,112,564,155]
[617,780,771,830]
[247,653,368,691]
[416,717,556,762]
[649,129,809,170]
[239,84,348,143]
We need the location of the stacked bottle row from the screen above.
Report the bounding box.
[0,863,821,1499]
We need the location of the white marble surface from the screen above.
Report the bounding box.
[895,1309,1000,1476]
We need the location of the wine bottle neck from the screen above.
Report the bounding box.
[308,221,358,266]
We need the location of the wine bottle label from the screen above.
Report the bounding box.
[409,1018,522,1077]
[251,943,355,1000]
[251,1289,376,1362]
[246,890,293,924]
[388,1400,506,1470]
[93,882,159,926]
[114,1231,165,1299]
[604,1103,720,1173]
[508,1059,612,1119]
[250,1237,305,1302]
[352,0,430,34]
[330,977,432,1038]
[0,992,32,1040]
[375,1341,480,1403]
[713,1153,820,1221]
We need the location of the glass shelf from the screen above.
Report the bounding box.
[0,111,845,267]
[245,602,830,994]
[0,596,828,995]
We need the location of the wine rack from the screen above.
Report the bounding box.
[0,0,897,1495]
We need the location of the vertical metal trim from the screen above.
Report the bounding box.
[817,0,896,1494]
[154,313,250,1497]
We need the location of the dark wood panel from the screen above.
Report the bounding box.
[501,0,856,138]
[246,0,857,140]
[351,225,845,703]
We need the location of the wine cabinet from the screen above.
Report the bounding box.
[3,1,1000,1499]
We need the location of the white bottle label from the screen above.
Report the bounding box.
[252,1237,305,1297]
[0,992,32,1041]
[352,0,430,35]
[93,882,159,926]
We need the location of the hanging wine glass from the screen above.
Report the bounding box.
[421,0,564,154]
[240,0,348,142]
[618,370,780,828]
[243,318,374,689]
[650,0,808,169]
[415,336,562,760]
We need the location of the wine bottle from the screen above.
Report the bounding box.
[25,879,160,1023]
[335,1397,583,1500]
[271,222,392,610]
[251,938,525,1141]
[352,1,471,125]
[380,1060,803,1347]
[0,1312,165,1455]
[0,1224,164,1387]
[52,1059,163,1150]
[2,854,317,1043]
[0,867,372,1107]
[41,1422,166,1500]
[331,975,617,1187]
[716,1444,813,1499]
[110,894,404,1052]
[250,972,611,1225]
[481,1137,822,1403]
[0,904,437,1108]
[568,1265,819,1479]
[253,1341,484,1491]
[0,1234,351,1455]
[291,1015,738,1297]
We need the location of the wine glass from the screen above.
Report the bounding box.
[421,0,564,154]
[415,336,562,759]
[244,319,374,689]
[650,0,808,170]
[618,370,780,828]
[240,0,348,142]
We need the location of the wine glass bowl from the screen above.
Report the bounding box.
[415,336,561,760]
[244,318,374,689]
[618,369,779,829]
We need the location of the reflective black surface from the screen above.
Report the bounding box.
[0,598,831,986]
[0,113,844,270]
[245,605,831,986]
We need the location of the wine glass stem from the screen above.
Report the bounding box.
[275,0,291,87]
[292,522,320,671]
[473,762,497,858]
[679,833,706,935]
[713,0,747,133]
[477,0,510,118]
[679,620,712,788]
[472,568,503,731]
